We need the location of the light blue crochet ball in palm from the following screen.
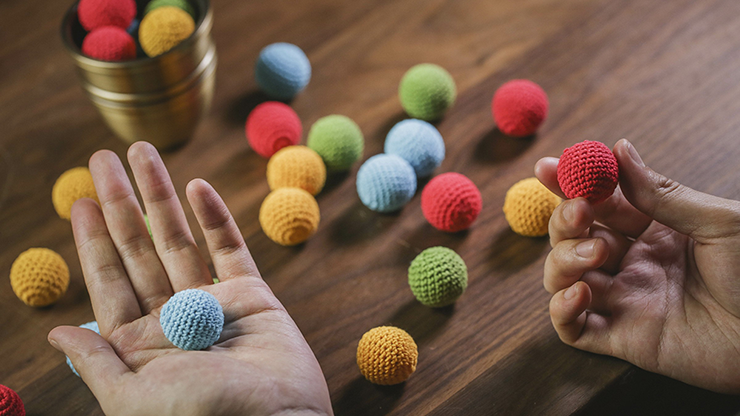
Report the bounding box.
[66,321,100,377]
[255,42,312,100]
[384,119,445,177]
[356,154,417,213]
[160,289,224,351]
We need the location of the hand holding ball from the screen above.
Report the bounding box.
[557,140,619,203]
[160,289,224,351]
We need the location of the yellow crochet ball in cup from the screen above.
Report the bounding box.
[259,188,320,246]
[52,167,99,220]
[267,146,326,196]
[503,177,561,237]
[139,6,195,57]
[10,248,70,307]
[357,326,418,385]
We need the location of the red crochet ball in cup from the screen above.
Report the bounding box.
[557,140,619,203]
[0,385,25,416]
[246,102,302,159]
[77,0,136,32]
[81,27,136,62]
[421,172,482,232]
[492,79,549,137]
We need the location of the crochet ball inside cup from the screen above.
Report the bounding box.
[356,326,418,385]
[77,0,136,31]
[82,26,136,61]
[139,6,195,57]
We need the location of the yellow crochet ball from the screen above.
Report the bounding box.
[357,326,418,385]
[10,248,70,307]
[52,167,99,220]
[259,188,320,246]
[266,146,326,196]
[503,177,561,237]
[139,6,195,57]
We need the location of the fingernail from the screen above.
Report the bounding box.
[625,140,645,167]
[49,339,62,352]
[564,284,579,300]
[563,202,575,223]
[576,240,595,258]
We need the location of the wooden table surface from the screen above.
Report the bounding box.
[3,0,740,414]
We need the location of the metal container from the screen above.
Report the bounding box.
[60,0,216,150]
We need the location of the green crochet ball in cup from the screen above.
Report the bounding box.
[399,63,457,121]
[408,246,467,307]
[144,0,196,19]
[307,115,364,171]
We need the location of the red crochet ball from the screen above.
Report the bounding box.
[77,0,136,31]
[246,102,302,159]
[492,79,549,137]
[81,27,136,61]
[421,172,482,232]
[0,385,25,416]
[557,140,619,203]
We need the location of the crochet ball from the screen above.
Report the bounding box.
[77,0,136,31]
[66,321,100,377]
[421,172,482,232]
[503,178,561,237]
[408,246,467,307]
[307,115,364,171]
[267,146,326,195]
[398,63,456,121]
[259,188,320,246]
[356,326,418,385]
[10,248,69,307]
[139,6,195,57]
[52,167,99,220]
[384,119,445,177]
[492,79,549,137]
[356,154,417,213]
[255,43,311,100]
[160,289,224,350]
[145,0,196,19]
[82,27,136,61]
[245,102,302,159]
[557,140,619,203]
[0,385,25,416]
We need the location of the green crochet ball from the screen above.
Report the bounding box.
[307,115,364,171]
[398,64,457,121]
[144,0,196,19]
[408,246,467,307]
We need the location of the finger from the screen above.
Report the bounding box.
[550,282,613,354]
[548,198,594,247]
[544,237,608,293]
[580,269,614,314]
[589,224,632,273]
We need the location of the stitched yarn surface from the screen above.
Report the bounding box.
[503,178,561,237]
[255,43,311,100]
[66,321,100,377]
[421,172,482,232]
[398,64,456,121]
[144,0,195,19]
[492,79,549,137]
[259,188,320,246]
[356,154,417,213]
[0,385,25,416]
[557,140,618,203]
[356,326,418,385]
[139,6,194,57]
[384,119,445,177]
[10,248,69,307]
[307,115,364,171]
[52,167,99,220]
[267,146,326,195]
[246,102,302,159]
[82,26,136,61]
[160,289,224,350]
[408,246,467,307]
[77,0,136,31]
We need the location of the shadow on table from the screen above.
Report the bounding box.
[224,90,272,126]
[473,127,536,164]
[333,376,406,416]
[329,201,397,245]
[487,228,549,274]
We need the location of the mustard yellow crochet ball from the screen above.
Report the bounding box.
[259,188,320,246]
[266,146,326,196]
[139,6,195,57]
[503,177,561,237]
[357,326,418,385]
[10,248,70,307]
[52,167,99,220]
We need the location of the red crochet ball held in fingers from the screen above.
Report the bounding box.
[492,79,549,137]
[557,140,619,203]
[77,0,136,31]
[421,172,482,232]
[81,27,136,61]
[0,385,25,416]
[246,102,302,159]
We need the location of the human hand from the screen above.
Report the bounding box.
[47,142,333,416]
[536,139,740,394]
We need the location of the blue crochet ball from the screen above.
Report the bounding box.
[356,154,417,213]
[255,42,312,100]
[66,321,100,377]
[384,119,445,177]
[160,289,224,351]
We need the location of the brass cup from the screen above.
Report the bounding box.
[60,0,217,150]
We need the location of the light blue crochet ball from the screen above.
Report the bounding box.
[66,321,100,377]
[160,289,224,351]
[356,154,417,213]
[384,119,445,177]
[255,42,312,100]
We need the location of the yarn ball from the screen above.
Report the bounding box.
[492,79,549,137]
[77,0,136,31]
[52,167,99,220]
[421,172,482,232]
[66,321,100,377]
[127,18,140,38]
[307,115,364,171]
[245,102,302,159]
[255,43,312,100]
[259,188,320,246]
[408,246,467,307]
[0,385,25,416]
[10,248,69,307]
[160,289,224,350]
[398,63,456,121]
[139,6,195,57]
[144,0,196,19]
[81,26,136,62]
[356,326,418,385]
[384,119,445,177]
[267,146,326,195]
[356,154,417,213]
[503,178,561,237]
[557,140,619,203]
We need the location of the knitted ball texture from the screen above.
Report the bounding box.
[10,248,69,307]
[356,326,418,385]
[503,178,561,237]
[66,321,100,377]
[255,43,312,100]
[492,79,549,137]
[307,115,364,171]
[421,172,482,232]
[52,167,99,220]
[160,289,224,350]
[408,246,467,307]
[267,146,326,195]
[82,26,136,62]
[0,385,25,416]
[145,0,196,19]
[356,154,417,213]
[259,188,320,246]
[557,140,619,204]
[398,64,456,121]
[139,6,195,57]
[77,0,136,31]
[384,119,445,177]
[246,102,302,159]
